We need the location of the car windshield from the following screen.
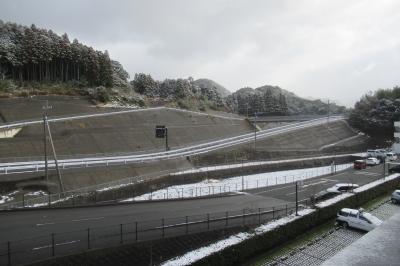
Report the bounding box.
[361,213,382,225]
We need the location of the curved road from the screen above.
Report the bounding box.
[0,116,344,175]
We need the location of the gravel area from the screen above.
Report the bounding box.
[261,199,400,266]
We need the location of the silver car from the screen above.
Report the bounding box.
[391,190,400,204]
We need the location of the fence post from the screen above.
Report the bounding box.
[7,241,11,266]
[135,222,138,242]
[51,233,55,256]
[162,218,165,238]
[186,216,189,234]
[286,204,288,216]
[87,228,91,249]
[242,209,245,225]
[225,211,228,227]
[207,213,210,230]
[258,208,261,224]
[120,224,123,244]
[48,193,51,206]
[272,207,275,219]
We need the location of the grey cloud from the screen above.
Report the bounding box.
[1,0,400,106]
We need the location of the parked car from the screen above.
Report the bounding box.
[336,208,382,231]
[367,149,387,159]
[314,190,338,201]
[389,165,400,173]
[386,152,398,161]
[366,157,380,166]
[353,160,366,170]
[327,183,359,193]
[391,190,400,204]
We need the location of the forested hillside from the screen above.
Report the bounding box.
[0,21,115,87]
[226,85,345,116]
[349,86,400,137]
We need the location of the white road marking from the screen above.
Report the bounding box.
[32,240,80,251]
[286,190,307,195]
[36,222,55,226]
[355,171,380,176]
[72,217,105,222]
[301,180,331,188]
[253,184,295,195]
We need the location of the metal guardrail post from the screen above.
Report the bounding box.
[258,208,261,224]
[225,211,228,227]
[286,204,288,216]
[162,219,165,238]
[185,216,189,234]
[87,228,90,249]
[51,233,55,256]
[48,193,51,207]
[120,224,123,244]
[242,209,245,225]
[7,241,11,266]
[272,207,275,219]
[207,214,210,230]
[135,222,138,242]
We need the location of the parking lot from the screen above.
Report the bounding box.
[258,196,400,266]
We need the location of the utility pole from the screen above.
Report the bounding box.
[42,100,52,185]
[165,127,169,151]
[46,120,64,192]
[254,112,257,154]
[327,100,330,122]
[295,181,299,216]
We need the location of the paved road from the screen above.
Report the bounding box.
[0,164,385,265]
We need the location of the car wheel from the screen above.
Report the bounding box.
[392,199,398,204]
[342,222,349,229]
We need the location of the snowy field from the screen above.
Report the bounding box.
[122,163,352,202]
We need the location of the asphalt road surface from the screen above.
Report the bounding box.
[0,164,385,265]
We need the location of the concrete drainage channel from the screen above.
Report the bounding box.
[258,199,400,266]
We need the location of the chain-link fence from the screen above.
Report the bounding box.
[0,202,307,266]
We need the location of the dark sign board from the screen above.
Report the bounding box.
[155,125,166,138]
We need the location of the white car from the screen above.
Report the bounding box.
[326,183,359,193]
[336,208,382,231]
[386,152,398,161]
[365,157,380,166]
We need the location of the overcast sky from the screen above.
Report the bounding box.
[1,0,400,106]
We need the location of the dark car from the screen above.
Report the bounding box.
[389,165,400,173]
[314,190,338,201]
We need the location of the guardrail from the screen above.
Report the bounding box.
[0,202,307,266]
[0,116,345,175]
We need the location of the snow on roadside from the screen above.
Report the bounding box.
[161,173,399,266]
[161,209,315,266]
[314,173,400,208]
[173,156,354,175]
[122,164,352,202]
[0,190,19,204]
[353,173,399,192]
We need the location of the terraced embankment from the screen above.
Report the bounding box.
[0,96,367,194]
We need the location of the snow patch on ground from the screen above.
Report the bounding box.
[25,190,48,196]
[122,164,352,202]
[0,190,19,204]
[161,209,315,266]
[315,173,400,208]
[354,173,399,193]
